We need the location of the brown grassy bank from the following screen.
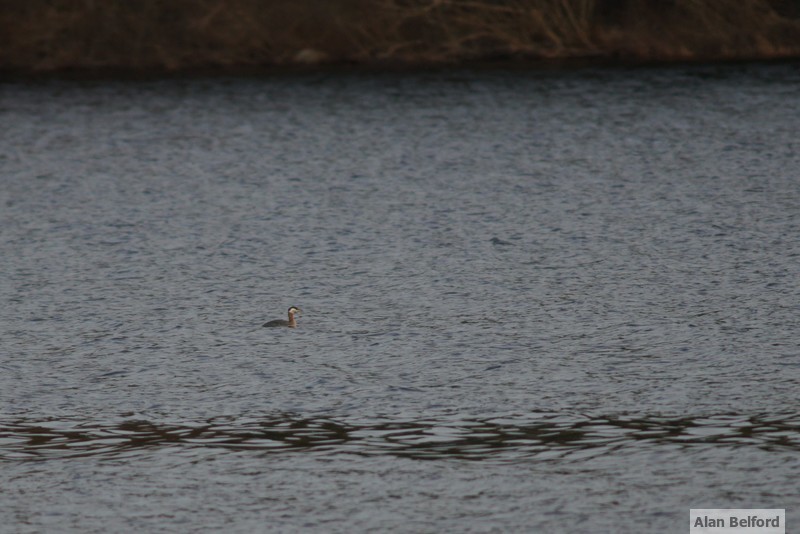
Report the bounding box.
[2,0,800,73]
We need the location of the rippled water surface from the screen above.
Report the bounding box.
[2,63,799,532]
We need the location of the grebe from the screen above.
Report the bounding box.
[263,306,301,328]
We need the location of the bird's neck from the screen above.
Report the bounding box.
[288,313,296,327]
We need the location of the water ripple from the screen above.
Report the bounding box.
[2,412,798,461]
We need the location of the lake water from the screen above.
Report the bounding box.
[1,63,799,533]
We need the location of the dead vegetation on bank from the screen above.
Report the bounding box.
[2,0,800,72]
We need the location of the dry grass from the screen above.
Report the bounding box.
[1,0,800,72]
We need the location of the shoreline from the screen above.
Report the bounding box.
[3,0,800,80]
[2,55,799,83]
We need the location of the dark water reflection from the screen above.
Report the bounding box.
[4,412,799,461]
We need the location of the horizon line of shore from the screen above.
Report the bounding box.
[3,0,800,76]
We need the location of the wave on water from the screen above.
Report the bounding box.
[2,412,798,462]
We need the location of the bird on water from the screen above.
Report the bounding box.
[263,306,301,328]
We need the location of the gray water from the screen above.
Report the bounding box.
[1,63,799,533]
